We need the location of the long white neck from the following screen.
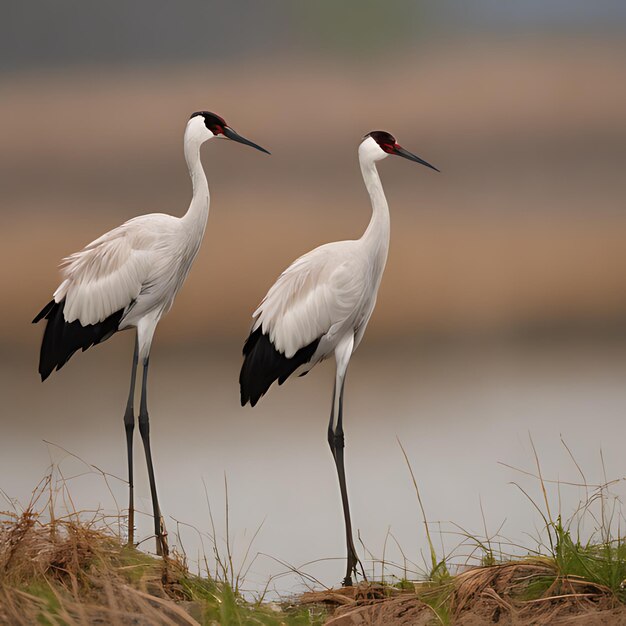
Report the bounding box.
[181,133,210,234]
[359,154,390,267]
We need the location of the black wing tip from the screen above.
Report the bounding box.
[240,389,249,406]
[240,387,260,407]
[240,394,260,408]
[34,298,123,379]
[239,328,320,407]
[33,299,56,324]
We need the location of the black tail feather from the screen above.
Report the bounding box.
[33,299,124,381]
[239,327,320,407]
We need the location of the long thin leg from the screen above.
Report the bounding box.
[327,334,364,587]
[124,337,139,547]
[138,356,169,557]
[331,380,361,586]
[327,383,337,460]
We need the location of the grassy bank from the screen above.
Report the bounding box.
[4,507,626,625]
[0,506,328,625]
[4,444,626,625]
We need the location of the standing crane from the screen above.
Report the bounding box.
[240,130,438,585]
[33,111,269,556]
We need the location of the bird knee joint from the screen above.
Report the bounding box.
[124,408,134,428]
[138,416,149,437]
[333,432,345,449]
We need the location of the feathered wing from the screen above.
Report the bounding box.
[240,243,365,406]
[54,224,154,326]
[33,219,158,380]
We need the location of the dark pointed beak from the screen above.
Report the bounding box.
[393,145,439,172]
[223,127,270,155]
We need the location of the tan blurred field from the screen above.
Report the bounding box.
[2,38,626,346]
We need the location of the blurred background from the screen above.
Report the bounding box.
[2,0,626,594]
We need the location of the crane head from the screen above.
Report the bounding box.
[362,131,439,172]
[187,112,270,154]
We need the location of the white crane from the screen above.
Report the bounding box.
[33,111,269,556]
[240,130,438,586]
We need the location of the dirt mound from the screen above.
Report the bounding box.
[450,560,626,625]
[301,584,433,625]
[300,563,626,626]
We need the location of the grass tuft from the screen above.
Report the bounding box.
[0,475,327,626]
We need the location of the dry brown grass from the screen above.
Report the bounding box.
[0,475,326,625]
[0,500,201,625]
[298,562,626,625]
[441,559,626,625]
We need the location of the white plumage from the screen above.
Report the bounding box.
[240,131,438,586]
[254,241,377,360]
[54,212,199,358]
[34,111,269,557]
